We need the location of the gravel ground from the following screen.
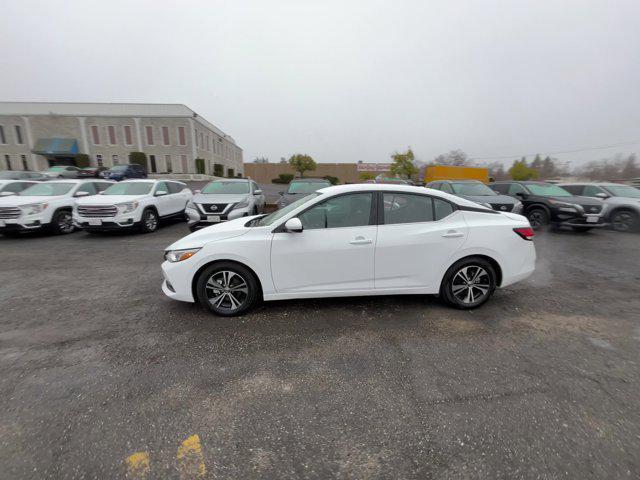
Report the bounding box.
[0,223,638,479]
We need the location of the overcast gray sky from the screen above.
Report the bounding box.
[2,0,639,167]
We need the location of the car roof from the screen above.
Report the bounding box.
[45,179,107,184]
[289,178,330,182]
[209,178,249,183]
[438,179,483,183]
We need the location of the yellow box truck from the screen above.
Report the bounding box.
[424,165,490,184]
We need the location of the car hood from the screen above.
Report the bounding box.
[0,195,67,206]
[165,216,255,250]
[192,193,249,204]
[76,194,148,205]
[459,194,517,205]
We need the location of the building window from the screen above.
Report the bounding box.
[145,126,154,145]
[0,125,6,144]
[162,126,170,146]
[21,155,28,170]
[165,154,172,173]
[15,125,24,144]
[108,126,117,145]
[180,154,188,173]
[178,126,186,146]
[112,154,119,165]
[200,132,204,150]
[96,154,103,167]
[123,125,133,145]
[4,154,11,170]
[206,134,210,151]
[149,154,157,173]
[91,125,100,145]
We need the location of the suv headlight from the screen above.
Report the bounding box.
[513,201,523,213]
[21,203,48,215]
[232,199,250,210]
[548,199,579,212]
[116,201,139,214]
[164,248,201,263]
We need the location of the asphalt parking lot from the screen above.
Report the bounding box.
[0,224,639,479]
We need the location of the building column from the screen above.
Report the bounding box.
[134,118,143,153]
[21,116,39,170]
[77,116,92,165]
[188,119,197,174]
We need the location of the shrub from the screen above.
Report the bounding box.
[359,172,376,181]
[129,151,147,167]
[272,173,294,184]
[195,158,205,174]
[74,154,90,168]
[323,175,339,185]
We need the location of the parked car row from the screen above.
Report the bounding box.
[0,178,267,237]
[0,164,148,182]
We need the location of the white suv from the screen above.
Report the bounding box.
[74,179,192,233]
[0,179,113,236]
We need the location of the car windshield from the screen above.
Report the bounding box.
[20,183,74,196]
[526,184,572,197]
[450,182,497,196]
[101,182,153,195]
[109,165,128,171]
[47,166,67,171]
[287,181,330,194]
[201,181,249,194]
[604,185,640,198]
[255,193,321,227]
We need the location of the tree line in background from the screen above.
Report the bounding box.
[254,149,640,183]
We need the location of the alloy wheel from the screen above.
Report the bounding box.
[527,211,546,228]
[451,265,491,305]
[612,211,634,232]
[145,211,158,231]
[58,212,74,233]
[205,270,249,312]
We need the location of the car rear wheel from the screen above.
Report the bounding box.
[139,209,159,233]
[611,209,639,232]
[196,262,259,316]
[440,258,497,309]
[526,208,549,229]
[51,210,75,234]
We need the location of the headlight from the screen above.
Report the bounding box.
[116,201,139,214]
[21,203,48,215]
[186,201,197,210]
[548,199,579,212]
[232,199,250,210]
[513,201,523,213]
[164,248,201,263]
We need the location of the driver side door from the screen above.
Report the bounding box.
[270,192,377,294]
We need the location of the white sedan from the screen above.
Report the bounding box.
[161,184,536,316]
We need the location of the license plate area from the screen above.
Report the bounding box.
[88,218,102,226]
[586,216,599,223]
[207,215,221,222]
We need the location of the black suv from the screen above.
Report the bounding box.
[427,179,522,213]
[490,181,606,231]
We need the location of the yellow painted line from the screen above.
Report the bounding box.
[126,451,150,479]
[177,434,206,479]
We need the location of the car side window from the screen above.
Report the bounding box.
[583,185,605,197]
[508,184,527,195]
[434,198,455,220]
[95,182,112,192]
[490,184,507,194]
[76,183,97,196]
[252,181,260,192]
[4,182,30,193]
[155,182,168,194]
[440,183,453,194]
[383,193,434,224]
[428,182,440,190]
[298,193,373,230]
[167,182,185,194]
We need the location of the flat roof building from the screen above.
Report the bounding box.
[0,102,243,177]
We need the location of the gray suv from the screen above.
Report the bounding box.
[560,183,640,232]
[185,179,266,231]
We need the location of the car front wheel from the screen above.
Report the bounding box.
[440,258,497,309]
[51,210,75,234]
[526,208,549,229]
[139,209,159,233]
[611,209,639,232]
[196,262,259,316]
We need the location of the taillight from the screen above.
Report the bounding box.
[513,227,534,241]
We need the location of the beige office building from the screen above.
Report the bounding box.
[0,102,243,176]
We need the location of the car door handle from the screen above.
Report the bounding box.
[442,230,464,238]
[349,236,372,245]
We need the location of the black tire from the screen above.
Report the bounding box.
[572,227,592,232]
[188,225,198,232]
[526,208,549,229]
[138,208,159,233]
[252,206,258,215]
[50,210,75,235]
[610,209,639,232]
[440,257,497,309]
[196,262,259,317]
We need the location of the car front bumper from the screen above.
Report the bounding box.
[161,260,196,302]
[555,213,607,228]
[0,212,51,232]
[73,211,141,230]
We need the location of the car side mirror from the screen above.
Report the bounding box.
[155,190,168,196]
[254,189,262,195]
[284,217,303,232]
[595,192,609,199]
[0,191,15,196]
[75,191,90,197]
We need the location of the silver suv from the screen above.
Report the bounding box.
[185,179,266,231]
[560,182,640,232]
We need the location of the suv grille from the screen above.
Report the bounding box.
[490,203,514,212]
[0,207,21,219]
[200,203,228,213]
[78,205,117,217]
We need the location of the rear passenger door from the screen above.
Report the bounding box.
[374,193,468,291]
[154,182,172,216]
